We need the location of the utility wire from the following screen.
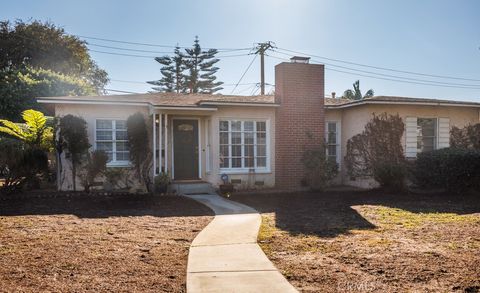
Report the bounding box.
[267,54,480,90]
[79,35,252,51]
[273,50,480,87]
[105,88,141,94]
[89,49,251,59]
[87,43,174,54]
[231,54,257,94]
[275,47,480,82]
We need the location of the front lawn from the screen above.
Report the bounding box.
[230,191,480,292]
[0,194,214,292]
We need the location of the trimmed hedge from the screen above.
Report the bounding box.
[414,148,480,193]
[373,161,407,192]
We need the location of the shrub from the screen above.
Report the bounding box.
[345,113,405,179]
[0,138,48,194]
[154,172,171,194]
[77,150,108,193]
[126,113,152,193]
[57,115,90,191]
[373,161,407,192]
[414,148,480,193]
[301,145,338,191]
[450,123,480,150]
[104,167,133,190]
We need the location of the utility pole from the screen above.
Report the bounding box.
[254,42,275,95]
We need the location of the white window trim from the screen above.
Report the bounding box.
[218,118,271,174]
[325,121,341,168]
[94,118,130,167]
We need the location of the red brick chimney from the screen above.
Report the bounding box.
[274,57,325,190]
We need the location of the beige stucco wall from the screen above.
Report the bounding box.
[55,104,150,191]
[327,104,480,188]
[55,104,276,191]
[161,106,276,189]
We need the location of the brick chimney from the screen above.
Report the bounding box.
[274,57,325,190]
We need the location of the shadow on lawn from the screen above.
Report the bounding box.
[230,190,480,238]
[0,194,215,218]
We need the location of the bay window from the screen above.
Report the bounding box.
[219,120,268,171]
[96,119,130,165]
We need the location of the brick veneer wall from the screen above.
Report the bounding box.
[274,62,325,190]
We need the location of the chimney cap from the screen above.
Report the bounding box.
[290,56,310,64]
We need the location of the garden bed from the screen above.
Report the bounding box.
[230,190,480,292]
[0,194,214,292]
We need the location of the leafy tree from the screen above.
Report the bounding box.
[58,115,90,192]
[0,66,96,121]
[0,109,53,151]
[345,113,405,190]
[149,46,187,93]
[126,113,152,192]
[77,150,108,193]
[184,36,223,94]
[0,20,108,91]
[342,80,374,100]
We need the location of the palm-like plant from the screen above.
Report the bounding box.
[0,109,53,151]
[343,80,374,100]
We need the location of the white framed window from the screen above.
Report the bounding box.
[95,119,130,165]
[326,121,341,165]
[417,118,437,153]
[219,120,268,172]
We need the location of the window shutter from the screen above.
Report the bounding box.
[438,118,450,149]
[405,117,417,158]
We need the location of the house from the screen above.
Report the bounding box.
[38,57,480,191]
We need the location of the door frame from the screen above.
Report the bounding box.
[171,117,202,180]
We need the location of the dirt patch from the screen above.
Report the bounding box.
[0,194,214,292]
[231,191,480,292]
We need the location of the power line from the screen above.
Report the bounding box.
[109,78,258,87]
[231,54,257,94]
[87,43,174,54]
[273,50,480,87]
[275,47,480,82]
[105,88,141,94]
[89,49,251,59]
[78,35,252,51]
[266,54,480,90]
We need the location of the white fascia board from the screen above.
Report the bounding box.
[37,99,149,107]
[326,100,480,109]
[199,102,280,107]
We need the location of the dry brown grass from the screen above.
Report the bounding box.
[232,191,480,292]
[0,194,213,292]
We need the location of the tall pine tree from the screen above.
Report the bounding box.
[149,46,186,93]
[184,36,223,94]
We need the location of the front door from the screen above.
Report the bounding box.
[173,119,199,180]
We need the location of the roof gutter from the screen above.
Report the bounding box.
[326,100,480,109]
[198,101,280,107]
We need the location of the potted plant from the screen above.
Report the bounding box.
[154,172,171,194]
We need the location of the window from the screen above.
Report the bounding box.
[326,122,340,163]
[96,119,129,164]
[219,120,268,170]
[417,118,437,153]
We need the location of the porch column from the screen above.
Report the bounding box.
[164,113,168,174]
[152,113,157,177]
[158,112,163,173]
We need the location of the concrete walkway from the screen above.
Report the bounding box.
[184,194,297,293]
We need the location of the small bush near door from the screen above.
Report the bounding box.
[373,161,407,192]
[413,148,480,193]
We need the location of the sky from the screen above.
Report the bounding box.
[2,0,480,101]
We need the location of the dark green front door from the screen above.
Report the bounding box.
[173,119,199,180]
